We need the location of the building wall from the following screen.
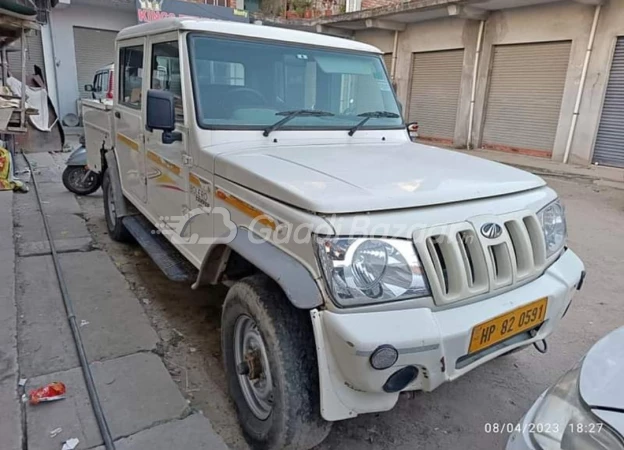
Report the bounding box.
[572,0,624,165]
[472,1,594,160]
[48,3,137,121]
[355,17,478,147]
[354,0,622,165]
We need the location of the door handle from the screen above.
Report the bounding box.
[114,111,121,119]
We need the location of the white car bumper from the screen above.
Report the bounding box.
[506,391,546,450]
[311,249,585,421]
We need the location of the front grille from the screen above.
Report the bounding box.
[415,212,546,305]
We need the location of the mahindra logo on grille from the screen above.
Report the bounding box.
[480,223,503,239]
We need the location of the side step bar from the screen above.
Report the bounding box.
[121,215,198,282]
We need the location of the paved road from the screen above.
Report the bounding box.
[73,162,624,450]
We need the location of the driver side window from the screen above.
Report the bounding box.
[151,41,184,122]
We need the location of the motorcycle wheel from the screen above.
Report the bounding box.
[62,166,101,195]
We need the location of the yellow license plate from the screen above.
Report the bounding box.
[468,298,548,354]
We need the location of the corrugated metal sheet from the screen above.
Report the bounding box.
[482,41,571,156]
[73,27,117,99]
[408,49,463,141]
[7,30,45,81]
[593,37,624,168]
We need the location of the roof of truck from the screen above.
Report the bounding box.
[116,17,382,54]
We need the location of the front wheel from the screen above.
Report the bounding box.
[102,169,131,242]
[222,275,332,450]
[62,166,101,195]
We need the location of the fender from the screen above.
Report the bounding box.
[103,150,132,218]
[193,228,324,309]
[66,145,87,166]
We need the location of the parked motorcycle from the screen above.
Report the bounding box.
[62,145,101,195]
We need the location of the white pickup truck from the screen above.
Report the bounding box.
[82,17,586,450]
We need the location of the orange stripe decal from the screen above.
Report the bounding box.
[147,151,181,176]
[216,189,277,230]
[117,133,139,152]
[189,173,201,187]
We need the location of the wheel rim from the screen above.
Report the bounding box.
[106,180,117,229]
[234,315,274,420]
[68,168,97,191]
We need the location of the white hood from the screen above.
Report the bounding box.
[215,142,545,214]
[580,326,624,412]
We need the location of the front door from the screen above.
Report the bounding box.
[115,39,147,203]
[143,34,190,237]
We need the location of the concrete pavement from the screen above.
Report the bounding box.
[0,189,21,450]
[455,148,624,188]
[1,152,228,450]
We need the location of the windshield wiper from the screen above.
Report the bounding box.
[348,111,400,136]
[263,109,334,137]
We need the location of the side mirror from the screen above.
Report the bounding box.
[146,89,182,144]
[407,122,419,141]
[84,84,94,92]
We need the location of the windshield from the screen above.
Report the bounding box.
[188,34,403,130]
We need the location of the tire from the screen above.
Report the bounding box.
[62,166,101,195]
[102,169,131,242]
[222,274,332,450]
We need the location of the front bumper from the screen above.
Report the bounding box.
[311,249,584,421]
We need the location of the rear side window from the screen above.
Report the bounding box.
[100,71,110,94]
[119,45,144,108]
[93,73,102,92]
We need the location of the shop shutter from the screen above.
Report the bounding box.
[7,30,45,81]
[408,49,463,142]
[592,37,624,168]
[73,27,117,99]
[383,53,392,70]
[482,41,571,156]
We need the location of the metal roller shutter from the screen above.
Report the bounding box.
[592,37,624,168]
[408,49,463,142]
[7,30,45,81]
[383,53,392,70]
[73,27,117,99]
[482,41,571,156]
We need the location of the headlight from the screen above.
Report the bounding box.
[315,237,430,307]
[531,363,624,450]
[538,199,567,258]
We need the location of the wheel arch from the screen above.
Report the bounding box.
[102,149,131,218]
[193,229,324,310]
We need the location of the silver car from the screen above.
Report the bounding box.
[507,327,624,450]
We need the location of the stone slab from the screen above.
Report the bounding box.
[0,252,19,450]
[0,255,17,387]
[23,152,63,183]
[17,237,93,257]
[58,250,159,362]
[0,380,22,450]
[16,251,159,377]
[15,211,90,244]
[0,191,13,251]
[92,414,229,450]
[14,181,82,218]
[16,255,80,378]
[25,364,100,450]
[26,353,189,450]
[92,353,189,440]
[0,193,20,450]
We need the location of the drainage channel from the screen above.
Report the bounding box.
[24,154,115,450]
